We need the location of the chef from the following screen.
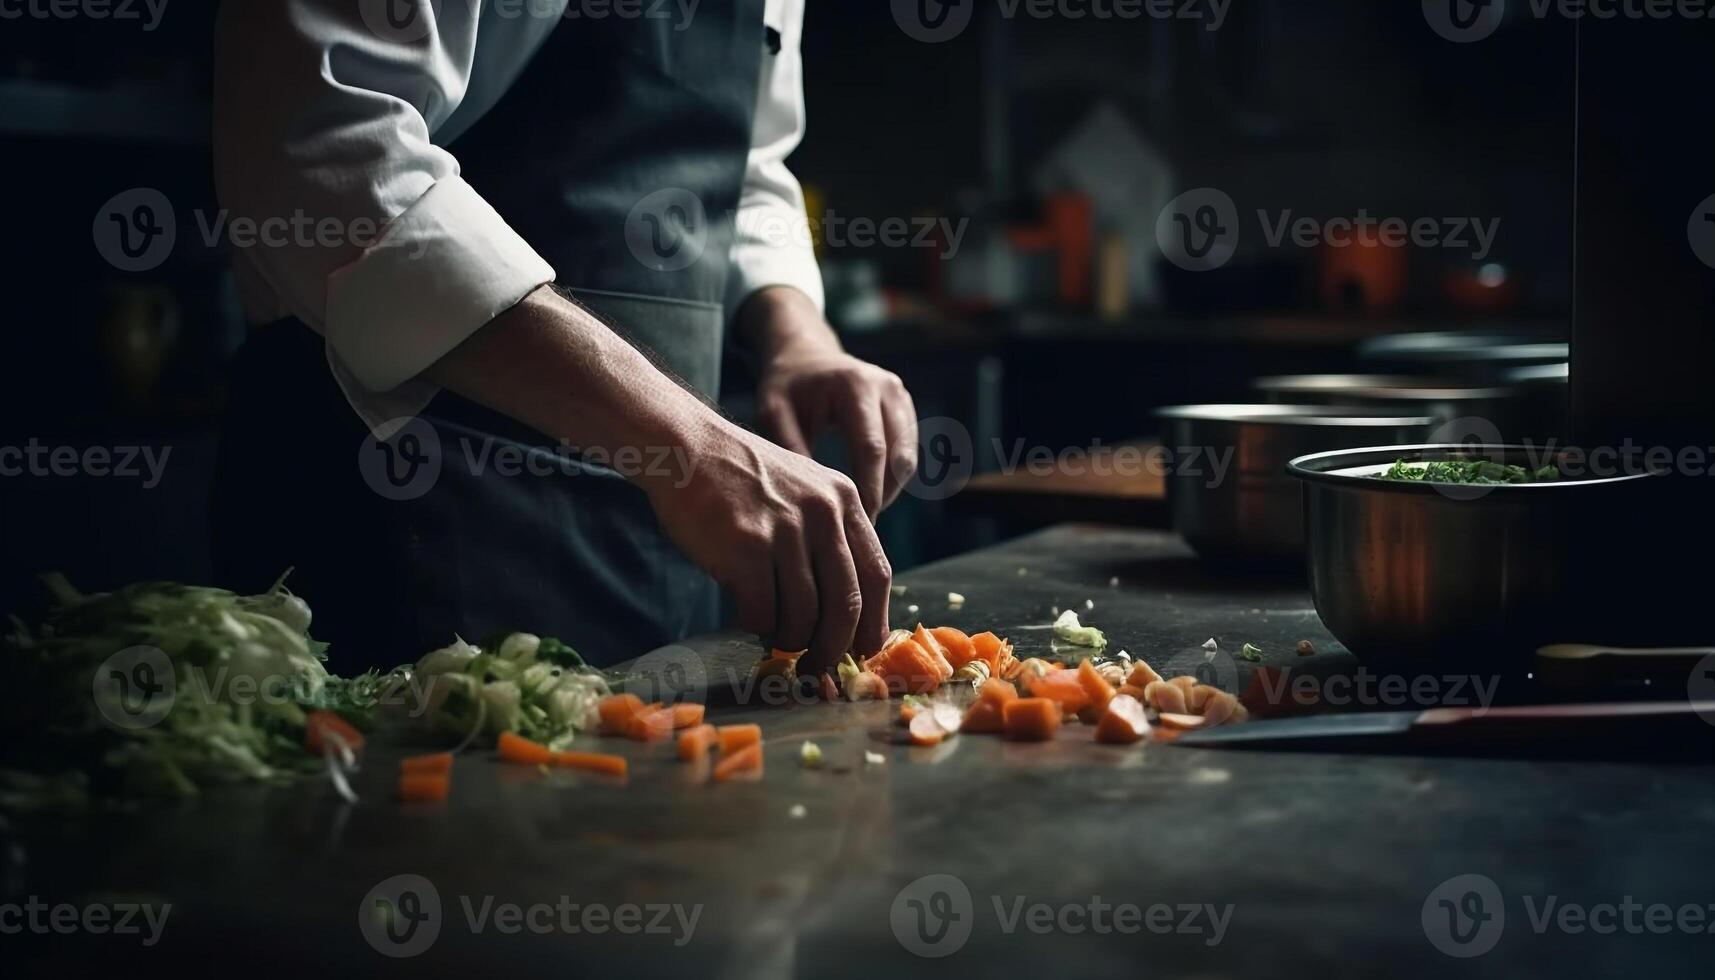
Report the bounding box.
[209,0,916,674]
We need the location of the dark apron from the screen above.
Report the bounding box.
[213,3,768,671]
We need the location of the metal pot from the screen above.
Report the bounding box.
[1155,405,1437,566]
[1253,373,1518,430]
[1288,444,1667,672]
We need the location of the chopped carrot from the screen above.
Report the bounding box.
[1117,683,1147,701]
[961,699,1006,734]
[305,710,365,756]
[597,694,647,735]
[553,752,628,778]
[1184,684,1215,713]
[713,743,763,781]
[625,708,676,742]
[1096,694,1150,744]
[1002,697,1061,741]
[399,752,453,776]
[1158,712,1209,731]
[929,626,978,668]
[718,723,762,755]
[497,731,557,765]
[1076,659,1116,711]
[908,710,947,746]
[1168,675,1197,691]
[1202,692,1240,726]
[969,632,1013,674]
[977,678,1017,706]
[872,637,945,694]
[398,772,450,803]
[677,724,718,762]
[1026,668,1091,712]
[1125,661,1165,689]
[1143,680,1188,715]
[669,703,705,729]
[898,701,921,725]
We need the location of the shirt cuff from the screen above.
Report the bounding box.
[726,226,826,321]
[325,175,555,392]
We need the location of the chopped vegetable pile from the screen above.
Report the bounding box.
[1379,459,1560,485]
[382,632,610,750]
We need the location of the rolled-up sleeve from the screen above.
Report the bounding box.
[726,0,825,320]
[213,1,554,393]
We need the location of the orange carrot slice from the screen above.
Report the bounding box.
[970,632,1012,674]
[305,710,364,756]
[1076,659,1116,711]
[908,710,947,746]
[398,772,450,803]
[1143,680,1188,715]
[1168,675,1197,691]
[1126,661,1165,690]
[597,694,647,735]
[553,752,628,778]
[1095,694,1150,744]
[717,723,762,755]
[977,678,1017,706]
[961,699,1006,734]
[677,724,718,761]
[669,703,705,729]
[1027,669,1091,712]
[898,700,921,725]
[1158,712,1209,731]
[399,752,453,776]
[1117,683,1147,701]
[1202,692,1240,727]
[713,743,763,781]
[929,626,977,668]
[1003,697,1061,741]
[497,731,556,765]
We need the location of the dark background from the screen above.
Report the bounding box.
[1,2,1702,622]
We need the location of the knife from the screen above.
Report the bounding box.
[1169,701,1715,757]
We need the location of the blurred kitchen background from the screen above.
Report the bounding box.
[0,2,1609,612]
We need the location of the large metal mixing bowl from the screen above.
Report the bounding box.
[1154,405,1436,565]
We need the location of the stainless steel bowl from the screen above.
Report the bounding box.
[1288,444,1667,671]
[1155,405,1437,565]
[1253,373,1517,427]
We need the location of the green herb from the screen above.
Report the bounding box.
[1240,643,1264,662]
[1378,459,1560,485]
[386,632,609,751]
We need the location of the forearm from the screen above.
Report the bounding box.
[734,285,842,361]
[425,285,719,474]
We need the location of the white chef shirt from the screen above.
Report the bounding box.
[213,0,823,435]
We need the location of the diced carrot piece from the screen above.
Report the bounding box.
[625,708,676,742]
[305,710,365,756]
[1027,669,1091,712]
[969,632,1011,672]
[908,711,947,746]
[929,627,977,668]
[876,638,944,695]
[669,703,705,729]
[398,772,450,803]
[898,701,921,725]
[718,724,762,755]
[1202,692,1240,726]
[497,731,556,765]
[977,678,1017,706]
[1158,712,1209,731]
[1076,659,1116,712]
[597,694,647,735]
[399,752,453,776]
[713,743,763,781]
[961,699,1006,734]
[1002,697,1061,741]
[1117,683,1147,701]
[1143,680,1188,715]
[1168,675,1197,691]
[1075,704,1103,725]
[677,724,718,761]
[1184,684,1215,713]
[1096,694,1150,744]
[1126,661,1165,689]
[553,752,628,778]
[908,630,954,682]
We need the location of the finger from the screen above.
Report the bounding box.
[801,490,862,676]
[760,392,812,456]
[845,504,892,657]
[832,383,888,520]
[770,530,817,655]
[879,380,919,512]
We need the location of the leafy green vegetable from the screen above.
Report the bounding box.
[384,633,608,751]
[1378,459,1560,485]
[1240,643,1264,662]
